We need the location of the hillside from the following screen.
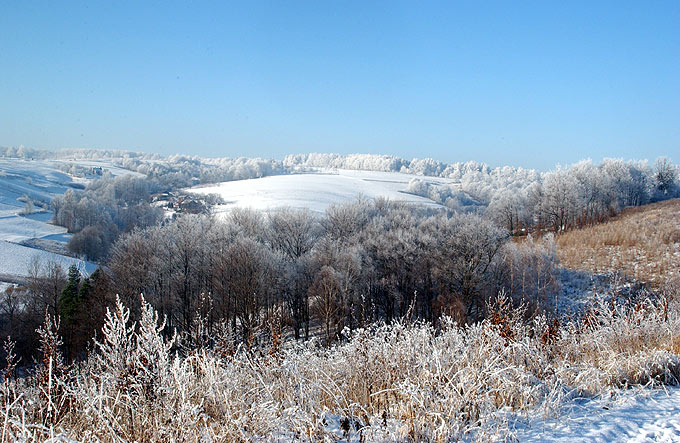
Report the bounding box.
[188,169,464,213]
[557,199,680,289]
[0,159,133,283]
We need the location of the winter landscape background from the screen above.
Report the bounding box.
[0,147,678,441]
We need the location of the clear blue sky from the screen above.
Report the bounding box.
[1,1,678,170]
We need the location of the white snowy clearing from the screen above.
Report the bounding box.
[188,169,458,214]
[510,387,680,442]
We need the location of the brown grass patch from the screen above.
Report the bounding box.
[556,199,680,287]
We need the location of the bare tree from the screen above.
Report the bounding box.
[309,266,342,345]
[427,213,508,319]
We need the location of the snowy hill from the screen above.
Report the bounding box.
[0,158,135,283]
[188,169,460,214]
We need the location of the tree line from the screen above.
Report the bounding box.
[0,199,562,363]
[106,201,559,351]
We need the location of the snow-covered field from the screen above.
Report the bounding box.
[188,169,458,213]
[0,213,68,243]
[0,240,96,279]
[0,159,86,211]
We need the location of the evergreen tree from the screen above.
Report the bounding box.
[78,276,91,304]
[58,265,81,361]
[59,265,81,325]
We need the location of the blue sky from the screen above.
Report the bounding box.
[1,1,678,170]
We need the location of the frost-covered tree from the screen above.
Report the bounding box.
[538,168,582,232]
[498,234,560,311]
[424,213,508,319]
[266,208,320,260]
[309,265,342,345]
[654,156,678,197]
[487,189,530,234]
[569,160,612,225]
[322,199,372,241]
[222,237,276,344]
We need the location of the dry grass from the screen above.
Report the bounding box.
[556,199,680,288]
[1,293,679,442]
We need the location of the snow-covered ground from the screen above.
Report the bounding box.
[0,240,96,278]
[0,158,138,210]
[319,387,680,442]
[188,169,457,214]
[510,387,680,442]
[0,212,68,243]
[0,159,102,209]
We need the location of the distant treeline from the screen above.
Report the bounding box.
[5,146,677,226]
[288,154,679,231]
[51,153,680,262]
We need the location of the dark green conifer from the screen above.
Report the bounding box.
[58,265,81,327]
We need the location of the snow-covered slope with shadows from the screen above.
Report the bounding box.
[188,169,459,214]
[0,240,97,281]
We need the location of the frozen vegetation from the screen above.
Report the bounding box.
[1,293,679,441]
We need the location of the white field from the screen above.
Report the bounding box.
[0,159,77,215]
[0,240,96,278]
[0,213,68,243]
[188,169,457,214]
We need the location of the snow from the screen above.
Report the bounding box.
[511,387,680,442]
[0,159,78,207]
[0,158,140,209]
[317,387,680,442]
[188,169,457,214]
[0,213,67,243]
[0,240,96,278]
